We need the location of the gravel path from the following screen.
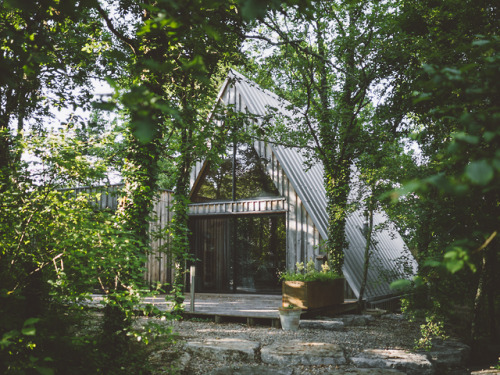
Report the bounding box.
[148,314,422,374]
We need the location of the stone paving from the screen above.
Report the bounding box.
[350,349,434,375]
[261,340,346,366]
[177,317,473,375]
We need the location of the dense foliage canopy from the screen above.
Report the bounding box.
[1,0,498,372]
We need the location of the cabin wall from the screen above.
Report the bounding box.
[187,79,357,297]
[146,190,174,286]
[253,141,356,299]
[216,80,324,271]
[65,186,174,286]
[61,184,122,210]
[253,140,322,271]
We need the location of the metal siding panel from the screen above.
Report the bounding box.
[287,186,298,270]
[306,212,315,262]
[219,70,417,300]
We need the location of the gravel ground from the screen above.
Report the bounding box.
[147,314,423,374]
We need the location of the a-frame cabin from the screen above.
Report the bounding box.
[187,70,416,304]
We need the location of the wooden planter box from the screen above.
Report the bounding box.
[282,278,345,310]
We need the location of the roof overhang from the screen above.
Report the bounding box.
[188,197,287,216]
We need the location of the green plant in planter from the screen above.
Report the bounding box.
[280,303,300,310]
[278,303,302,331]
[280,259,341,282]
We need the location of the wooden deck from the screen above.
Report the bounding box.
[144,293,359,326]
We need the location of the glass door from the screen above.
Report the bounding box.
[189,213,285,294]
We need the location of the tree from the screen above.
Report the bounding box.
[0,0,105,184]
[387,0,499,349]
[0,128,172,374]
[0,0,250,371]
[244,0,403,274]
[3,0,329,372]
[94,0,249,311]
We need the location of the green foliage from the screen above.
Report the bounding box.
[416,316,449,351]
[1,0,298,373]
[244,0,405,275]
[495,358,500,370]
[379,0,500,349]
[168,193,194,312]
[0,0,107,180]
[1,0,495,368]
[0,130,177,373]
[280,259,341,282]
[393,34,499,292]
[400,291,448,350]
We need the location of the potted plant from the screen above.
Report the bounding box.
[281,259,345,310]
[278,304,302,331]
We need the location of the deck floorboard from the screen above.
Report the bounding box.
[145,294,358,319]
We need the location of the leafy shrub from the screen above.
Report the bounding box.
[280,259,341,282]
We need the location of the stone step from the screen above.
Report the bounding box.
[299,319,345,330]
[420,339,471,373]
[261,340,347,366]
[183,337,471,374]
[185,338,260,362]
[208,365,293,375]
[350,348,435,375]
[329,369,407,375]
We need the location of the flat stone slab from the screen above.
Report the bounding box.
[380,313,407,321]
[350,349,434,375]
[423,339,471,369]
[185,338,260,362]
[209,365,293,375]
[149,349,191,373]
[338,314,375,326]
[328,369,406,375]
[300,319,344,330]
[261,340,346,366]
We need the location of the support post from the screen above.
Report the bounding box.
[190,265,195,312]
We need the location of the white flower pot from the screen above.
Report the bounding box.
[278,307,302,331]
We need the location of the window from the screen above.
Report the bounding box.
[192,142,279,202]
[189,214,286,294]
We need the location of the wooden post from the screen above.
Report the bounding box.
[190,265,195,312]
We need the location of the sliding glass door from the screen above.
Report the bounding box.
[189,213,286,294]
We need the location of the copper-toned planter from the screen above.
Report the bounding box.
[282,278,345,310]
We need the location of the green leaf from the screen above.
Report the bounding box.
[443,247,471,274]
[444,258,464,274]
[423,259,441,268]
[483,131,496,142]
[454,132,479,144]
[472,39,491,46]
[492,158,500,171]
[21,318,39,336]
[465,160,494,185]
[390,279,412,290]
[24,317,40,326]
[92,101,116,111]
[35,366,54,375]
[22,326,36,336]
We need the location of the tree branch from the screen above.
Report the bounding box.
[260,19,347,75]
[244,34,301,47]
[95,2,138,56]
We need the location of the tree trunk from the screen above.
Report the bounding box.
[471,251,486,340]
[324,161,351,275]
[171,125,194,311]
[358,194,374,306]
[485,246,498,341]
[315,22,352,275]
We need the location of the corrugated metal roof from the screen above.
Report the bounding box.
[222,70,416,301]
